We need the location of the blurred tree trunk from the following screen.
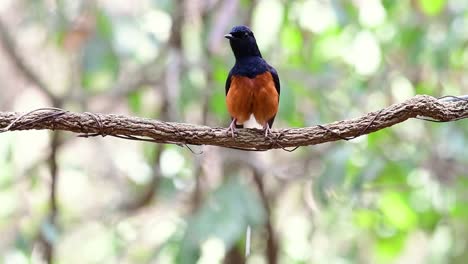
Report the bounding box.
[224,246,245,264]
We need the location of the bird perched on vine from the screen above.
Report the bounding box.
[224,25,280,138]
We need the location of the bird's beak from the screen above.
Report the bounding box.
[224,33,233,40]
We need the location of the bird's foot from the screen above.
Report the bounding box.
[226,119,237,138]
[263,123,273,138]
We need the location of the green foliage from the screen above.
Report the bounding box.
[418,0,447,16]
[128,91,143,114]
[178,179,265,263]
[1,0,468,263]
[82,11,119,92]
[81,36,119,91]
[379,191,417,230]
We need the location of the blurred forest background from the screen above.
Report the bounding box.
[0,0,468,263]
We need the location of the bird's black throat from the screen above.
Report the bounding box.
[229,40,262,60]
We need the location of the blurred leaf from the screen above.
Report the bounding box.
[353,209,379,229]
[450,178,468,219]
[309,28,342,71]
[156,177,178,201]
[0,144,13,189]
[210,60,230,119]
[281,24,303,65]
[0,190,17,219]
[371,162,408,187]
[314,147,351,205]
[151,232,183,263]
[381,0,398,11]
[449,48,466,68]
[143,144,158,162]
[415,81,436,95]
[213,60,230,84]
[210,89,228,120]
[81,10,119,92]
[177,179,265,263]
[451,200,468,219]
[81,35,119,91]
[128,91,143,114]
[4,1,468,262]
[14,232,32,255]
[346,156,384,193]
[375,232,407,262]
[398,26,425,63]
[418,209,441,231]
[53,29,67,48]
[418,0,446,16]
[96,9,113,38]
[180,74,199,112]
[379,191,417,231]
[278,83,299,126]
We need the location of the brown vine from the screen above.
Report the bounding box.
[0,95,467,151]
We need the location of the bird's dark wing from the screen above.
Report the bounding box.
[267,66,280,128]
[268,65,280,99]
[225,70,233,95]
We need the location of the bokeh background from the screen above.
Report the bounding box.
[0,0,468,263]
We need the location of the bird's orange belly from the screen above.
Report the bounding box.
[226,72,279,125]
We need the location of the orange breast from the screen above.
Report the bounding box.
[226,72,279,125]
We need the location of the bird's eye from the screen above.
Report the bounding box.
[244,32,249,37]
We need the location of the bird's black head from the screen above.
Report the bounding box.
[225,25,262,59]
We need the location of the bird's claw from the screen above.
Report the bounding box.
[226,126,236,138]
[263,123,273,138]
[226,119,237,138]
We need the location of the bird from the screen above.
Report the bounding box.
[224,25,280,138]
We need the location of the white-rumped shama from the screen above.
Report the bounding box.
[224,25,280,137]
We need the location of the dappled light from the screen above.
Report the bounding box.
[0,0,467,263]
